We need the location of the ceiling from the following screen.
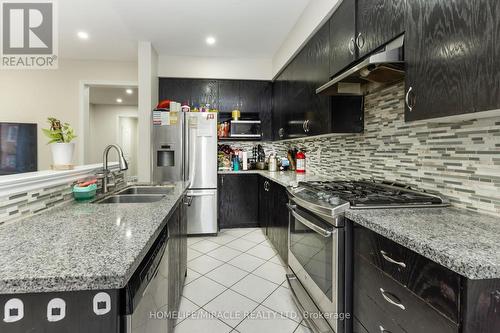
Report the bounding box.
[58,0,311,61]
[89,87,138,106]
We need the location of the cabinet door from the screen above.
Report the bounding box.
[218,174,259,228]
[356,0,405,57]
[405,0,500,121]
[272,69,289,140]
[190,79,219,108]
[259,177,269,235]
[218,80,240,113]
[303,22,331,136]
[271,182,289,263]
[239,81,273,140]
[330,0,357,76]
[158,78,193,103]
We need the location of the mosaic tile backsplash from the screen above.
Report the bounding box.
[0,172,125,225]
[225,81,500,216]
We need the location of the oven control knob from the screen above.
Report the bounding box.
[317,192,325,198]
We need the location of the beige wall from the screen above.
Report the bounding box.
[88,104,138,178]
[158,55,273,80]
[0,59,137,170]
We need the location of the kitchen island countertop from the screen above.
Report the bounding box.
[0,181,189,294]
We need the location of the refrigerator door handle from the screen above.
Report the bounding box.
[184,112,190,182]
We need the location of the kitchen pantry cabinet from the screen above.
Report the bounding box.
[167,198,188,332]
[218,174,259,229]
[259,178,289,263]
[404,0,500,121]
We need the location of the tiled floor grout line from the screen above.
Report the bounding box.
[180,228,304,333]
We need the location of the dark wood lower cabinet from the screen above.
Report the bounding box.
[218,174,259,229]
[353,222,500,333]
[167,198,188,332]
[260,178,289,263]
[461,279,500,333]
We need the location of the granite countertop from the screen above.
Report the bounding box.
[0,181,190,294]
[218,170,328,187]
[219,171,500,280]
[346,207,500,280]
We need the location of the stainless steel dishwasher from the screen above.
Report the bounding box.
[122,226,169,333]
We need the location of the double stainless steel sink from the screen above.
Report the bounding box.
[94,185,174,204]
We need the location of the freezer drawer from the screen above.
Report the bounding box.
[186,189,217,235]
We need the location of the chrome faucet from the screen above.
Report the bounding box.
[102,144,128,194]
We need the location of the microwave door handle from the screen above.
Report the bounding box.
[287,204,332,238]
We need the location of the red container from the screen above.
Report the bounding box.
[296,151,306,173]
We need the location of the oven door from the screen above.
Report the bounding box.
[287,202,344,333]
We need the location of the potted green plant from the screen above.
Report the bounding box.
[42,117,77,168]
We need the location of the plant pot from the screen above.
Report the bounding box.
[50,142,75,167]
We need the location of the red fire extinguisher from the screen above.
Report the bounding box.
[296,150,306,173]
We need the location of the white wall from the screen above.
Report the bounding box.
[0,59,137,170]
[137,41,158,182]
[87,104,138,177]
[272,0,340,76]
[157,55,273,80]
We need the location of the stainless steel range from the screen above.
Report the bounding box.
[286,180,449,333]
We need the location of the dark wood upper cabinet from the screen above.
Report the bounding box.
[218,80,240,113]
[356,0,405,58]
[158,78,193,104]
[303,21,331,136]
[239,81,273,140]
[405,0,500,121]
[329,0,357,77]
[189,79,219,108]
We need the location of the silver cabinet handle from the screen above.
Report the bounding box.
[379,326,392,333]
[287,204,332,238]
[302,120,307,133]
[380,288,406,310]
[405,87,414,112]
[348,37,356,55]
[380,251,406,268]
[220,175,224,187]
[304,120,310,133]
[356,33,365,49]
[264,181,270,191]
[279,128,285,139]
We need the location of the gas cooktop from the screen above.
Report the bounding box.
[293,180,450,210]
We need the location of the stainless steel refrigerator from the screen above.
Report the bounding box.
[152,111,218,235]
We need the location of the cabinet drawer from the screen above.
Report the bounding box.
[354,290,406,333]
[354,255,459,333]
[353,224,460,322]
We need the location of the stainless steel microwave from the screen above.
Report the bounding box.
[230,120,262,138]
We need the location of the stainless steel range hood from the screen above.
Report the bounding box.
[317,34,405,96]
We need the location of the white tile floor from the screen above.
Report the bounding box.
[175,228,312,333]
